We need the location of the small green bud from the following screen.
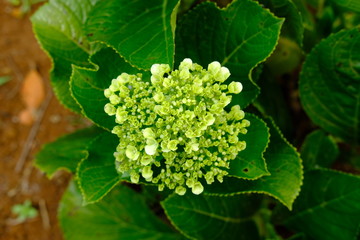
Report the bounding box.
[204,113,215,126]
[168,140,179,151]
[228,81,243,94]
[142,128,156,139]
[140,155,153,165]
[179,58,193,70]
[126,145,140,160]
[104,103,116,116]
[208,61,221,75]
[109,95,121,105]
[104,89,113,98]
[153,92,165,103]
[175,186,187,195]
[142,166,153,179]
[192,182,204,195]
[130,171,140,184]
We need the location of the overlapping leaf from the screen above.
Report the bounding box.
[59,182,184,240]
[85,0,180,69]
[77,131,126,204]
[228,114,270,179]
[31,0,100,112]
[175,0,284,107]
[283,169,360,240]
[35,127,103,177]
[300,130,339,170]
[258,0,304,45]
[162,194,261,240]
[299,28,360,144]
[205,119,303,210]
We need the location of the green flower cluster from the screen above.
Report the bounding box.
[104,59,249,195]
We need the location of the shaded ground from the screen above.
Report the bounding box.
[0,1,88,239]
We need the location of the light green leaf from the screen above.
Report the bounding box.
[299,28,360,145]
[35,127,103,178]
[85,0,180,70]
[162,194,261,240]
[31,0,100,112]
[205,119,303,210]
[258,0,304,46]
[175,0,284,107]
[59,181,183,240]
[283,169,360,240]
[300,130,339,170]
[70,47,146,131]
[77,131,122,204]
[228,114,270,179]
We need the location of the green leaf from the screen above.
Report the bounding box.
[59,181,183,240]
[205,119,303,210]
[161,194,261,240]
[70,47,146,131]
[31,0,100,112]
[282,169,360,240]
[35,126,103,178]
[330,0,360,12]
[299,28,360,145]
[85,0,180,70]
[300,130,339,170]
[228,114,270,179]
[175,0,284,107]
[77,131,123,204]
[258,0,304,46]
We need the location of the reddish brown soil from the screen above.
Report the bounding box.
[0,1,88,239]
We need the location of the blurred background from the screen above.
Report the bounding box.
[0,0,89,239]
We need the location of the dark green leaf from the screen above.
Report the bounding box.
[258,0,304,46]
[228,114,270,179]
[205,119,303,210]
[162,193,261,240]
[299,28,360,144]
[175,0,284,107]
[330,0,360,12]
[283,169,360,240]
[59,181,183,240]
[31,0,100,112]
[77,131,123,204]
[35,127,103,178]
[85,0,180,70]
[70,47,146,131]
[300,129,339,170]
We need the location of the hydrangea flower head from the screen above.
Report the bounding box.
[104,59,250,195]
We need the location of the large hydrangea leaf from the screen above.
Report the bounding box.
[175,0,284,107]
[85,0,180,70]
[59,182,184,240]
[282,169,360,240]
[76,131,125,204]
[299,28,360,144]
[31,0,101,112]
[35,127,103,177]
[161,194,262,240]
